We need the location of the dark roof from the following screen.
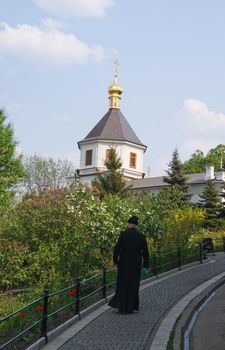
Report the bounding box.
[129,173,207,189]
[78,108,146,149]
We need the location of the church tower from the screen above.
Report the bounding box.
[77,64,147,185]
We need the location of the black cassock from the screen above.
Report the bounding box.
[108,227,149,314]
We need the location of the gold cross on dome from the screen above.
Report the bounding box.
[114,59,120,76]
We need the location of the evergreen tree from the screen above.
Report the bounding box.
[0,108,25,210]
[218,181,225,219]
[92,147,128,198]
[199,179,222,228]
[163,148,190,202]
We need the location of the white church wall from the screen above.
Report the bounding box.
[122,144,144,174]
[96,142,122,168]
[94,141,144,177]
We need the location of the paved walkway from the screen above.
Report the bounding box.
[43,253,225,350]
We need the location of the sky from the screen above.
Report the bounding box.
[0,0,225,176]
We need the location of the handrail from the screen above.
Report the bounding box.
[81,272,102,284]
[159,249,177,257]
[49,284,76,298]
[0,319,42,350]
[0,296,44,322]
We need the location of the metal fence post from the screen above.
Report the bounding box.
[177,247,181,270]
[75,278,81,318]
[41,286,49,343]
[199,242,203,264]
[102,267,107,300]
[153,254,158,278]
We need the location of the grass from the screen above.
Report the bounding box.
[166,315,181,350]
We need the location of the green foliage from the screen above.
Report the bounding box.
[0,239,30,291]
[189,228,225,243]
[163,206,204,248]
[129,189,204,252]
[0,186,136,290]
[0,108,25,212]
[0,182,209,298]
[189,228,225,252]
[15,188,85,286]
[163,148,190,204]
[199,180,223,228]
[21,154,75,194]
[92,147,128,198]
[67,186,136,267]
[183,149,206,173]
[219,181,225,219]
[183,144,225,173]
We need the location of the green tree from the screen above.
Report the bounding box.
[199,179,222,228]
[183,149,206,173]
[218,181,225,219]
[163,148,190,203]
[21,154,75,194]
[92,147,128,198]
[0,109,25,211]
[183,144,225,173]
[206,144,225,169]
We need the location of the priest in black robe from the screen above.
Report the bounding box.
[108,215,149,314]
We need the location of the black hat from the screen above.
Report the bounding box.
[127,215,138,225]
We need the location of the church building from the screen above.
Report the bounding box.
[77,65,147,185]
[76,66,225,204]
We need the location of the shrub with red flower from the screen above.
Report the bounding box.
[18,311,26,318]
[67,288,77,297]
[35,305,44,312]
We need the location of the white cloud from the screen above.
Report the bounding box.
[183,139,218,157]
[35,0,114,18]
[0,20,106,65]
[177,98,225,159]
[183,98,225,131]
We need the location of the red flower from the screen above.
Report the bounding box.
[67,288,77,296]
[18,312,26,318]
[36,305,44,312]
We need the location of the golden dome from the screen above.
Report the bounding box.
[108,60,123,109]
[108,76,123,95]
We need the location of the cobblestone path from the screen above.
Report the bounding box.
[59,254,225,350]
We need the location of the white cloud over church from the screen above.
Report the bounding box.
[34,0,115,18]
[0,20,106,65]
